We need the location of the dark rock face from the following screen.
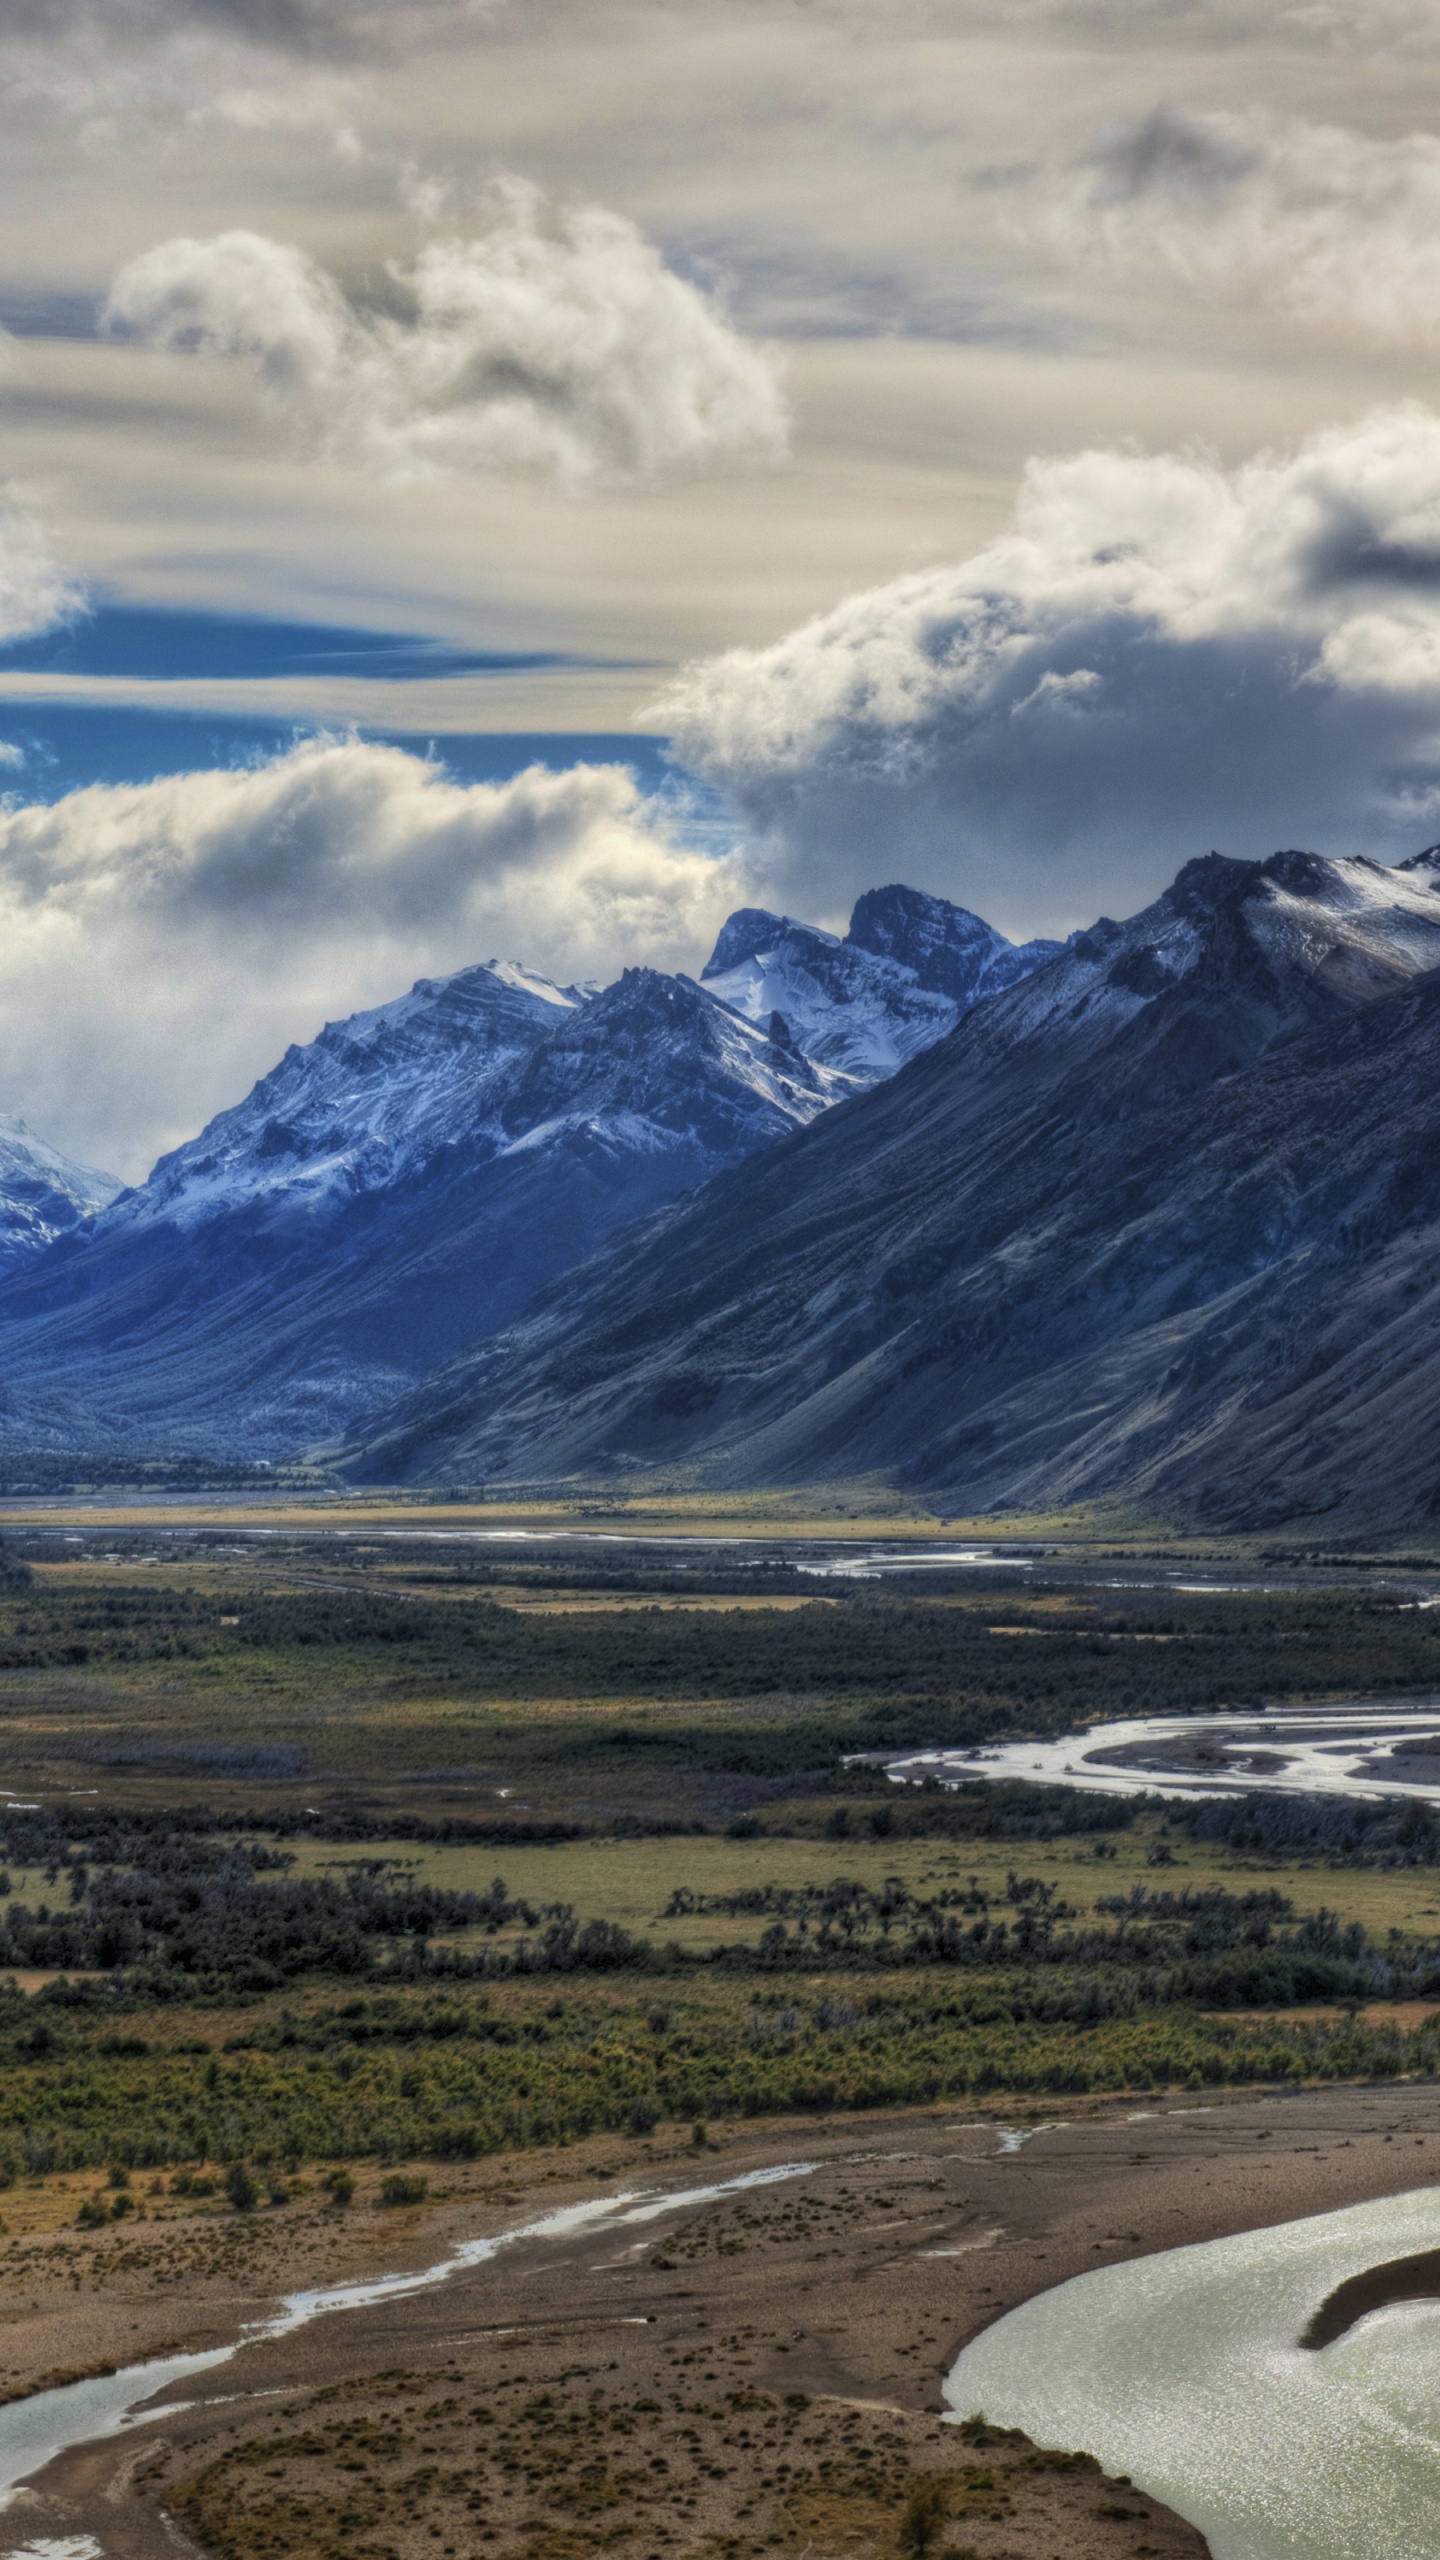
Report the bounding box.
[343,849,1440,1533]
[845,881,1061,1004]
[702,907,792,974]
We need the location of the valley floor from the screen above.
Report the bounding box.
[8,2086,1440,2560]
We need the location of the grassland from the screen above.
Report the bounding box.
[0,1523,1439,2205]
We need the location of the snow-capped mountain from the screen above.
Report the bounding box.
[344,848,1440,1533]
[0,1116,120,1273]
[110,959,588,1240]
[0,928,867,1454]
[701,884,1060,1085]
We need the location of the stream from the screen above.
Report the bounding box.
[887,1703,1440,1805]
[0,2159,818,2528]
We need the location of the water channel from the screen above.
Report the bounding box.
[886,1704,1440,1806]
[8,2151,1440,2557]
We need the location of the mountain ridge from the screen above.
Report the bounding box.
[341,848,1440,1532]
[0,877,1041,1454]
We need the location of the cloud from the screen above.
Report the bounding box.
[27,0,1440,58]
[658,405,1440,933]
[1018,104,1440,340]
[105,189,789,491]
[0,0,465,63]
[0,491,81,646]
[0,5,370,153]
[0,736,751,1180]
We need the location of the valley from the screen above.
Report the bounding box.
[1,1518,1440,2554]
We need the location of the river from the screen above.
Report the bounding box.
[946,2181,1440,2560]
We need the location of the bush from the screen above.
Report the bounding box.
[379,2173,428,2207]
[224,2161,259,2212]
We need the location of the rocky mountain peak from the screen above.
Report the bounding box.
[701,908,826,977]
[845,881,1058,1002]
[700,879,1059,1087]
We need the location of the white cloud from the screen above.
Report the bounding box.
[0,736,751,1180]
[658,406,1440,932]
[105,188,789,491]
[0,489,80,646]
[1017,105,1440,341]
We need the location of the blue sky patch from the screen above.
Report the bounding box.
[0,702,674,801]
[0,600,605,685]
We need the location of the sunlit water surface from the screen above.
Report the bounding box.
[946,2184,1440,2560]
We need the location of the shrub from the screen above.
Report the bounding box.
[379,2173,427,2207]
[224,2162,259,2212]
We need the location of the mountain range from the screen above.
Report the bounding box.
[0,882,1049,1453]
[343,847,1440,1533]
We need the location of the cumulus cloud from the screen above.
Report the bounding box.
[105,189,788,491]
[1020,104,1440,340]
[0,736,750,1180]
[658,405,1440,932]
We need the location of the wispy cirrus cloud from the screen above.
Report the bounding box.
[0,8,368,153]
[659,405,1440,932]
[105,187,789,491]
[1014,103,1440,341]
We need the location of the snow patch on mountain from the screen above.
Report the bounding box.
[1245,848,1440,998]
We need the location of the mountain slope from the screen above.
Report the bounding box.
[0,1118,121,1273]
[343,850,1440,1530]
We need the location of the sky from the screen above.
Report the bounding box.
[9,0,1440,1175]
